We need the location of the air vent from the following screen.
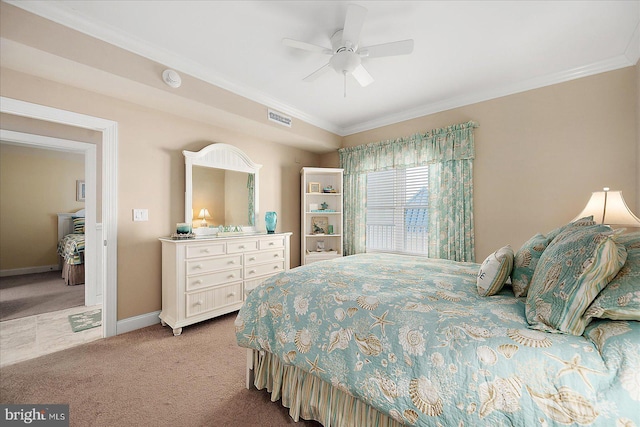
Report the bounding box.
[268,109,292,127]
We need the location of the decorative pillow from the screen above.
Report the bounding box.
[525,225,627,336]
[511,234,550,298]
[545,215,595,242]
[72,217,85,234]
[511,216,596,298]
[585,232,640,321]
[477,246,514,296]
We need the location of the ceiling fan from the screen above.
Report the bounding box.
[283,3,414,96]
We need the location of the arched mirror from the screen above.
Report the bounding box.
[184,143,261,236]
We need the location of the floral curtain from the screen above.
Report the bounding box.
[338,121,477,262]
[247,174,255,226]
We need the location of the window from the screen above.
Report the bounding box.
[366,166,429,255]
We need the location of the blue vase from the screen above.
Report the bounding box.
[265,211,277,234]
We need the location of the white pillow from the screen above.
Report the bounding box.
[477,245,514,296]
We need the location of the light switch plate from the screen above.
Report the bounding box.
[133,209,149,222]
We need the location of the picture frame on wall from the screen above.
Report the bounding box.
[308,182,321,193]
[76,180,85,202]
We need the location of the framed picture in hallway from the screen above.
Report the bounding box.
[76,180,85,202]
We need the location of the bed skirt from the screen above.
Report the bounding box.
[62,263,85,286]
[251,350,402,427]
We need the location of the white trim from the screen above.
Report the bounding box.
[5,0,339,135]
[0,97,118,337]
[341,54,637,136]
[116,310,161,335]
[7,0,638,137]
[0,265,59,277]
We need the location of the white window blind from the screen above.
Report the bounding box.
[366,166,429,255]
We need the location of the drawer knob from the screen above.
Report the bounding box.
[201,248,210,253]
[239,245,245,249]
[269,242,275,246]
[249,257,256,261]
[228,260,235,264]
[195,300,203,306]
[273,254,279,258]
[228,292,236,297]
[274,266,280,270]
[193,264,202,269]
[228,274,235,279]
[193,280,202,285]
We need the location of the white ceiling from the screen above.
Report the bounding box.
[8,1,640,136]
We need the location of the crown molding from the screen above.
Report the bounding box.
[340,54,637,136]
[9,1,639,139]
[6,0,342,135]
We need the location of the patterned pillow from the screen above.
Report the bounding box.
[477,246,514,296]
[584,232,640,321]
[525,225,627,335]
[545,215,596,242]
[511,216,596,298]
[72,217,85,234]
[511,234,551,298]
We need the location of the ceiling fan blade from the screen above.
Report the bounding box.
[282,38,332,54]
[342,4,367,46]
[351,64,374,87]
[359,39,414,58]
[303,63,331,82]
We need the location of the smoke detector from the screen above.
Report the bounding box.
[162,69,181,88]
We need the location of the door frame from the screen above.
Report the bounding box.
[1,96,118,337]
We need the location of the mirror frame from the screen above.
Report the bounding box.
[184,143,262,233]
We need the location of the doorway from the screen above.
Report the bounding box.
[0,96,118,338]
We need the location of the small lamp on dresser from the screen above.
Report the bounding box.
[198,208,211,228]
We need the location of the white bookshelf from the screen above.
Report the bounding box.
[300,167,344,265]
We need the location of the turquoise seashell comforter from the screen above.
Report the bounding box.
[235,253,640,426]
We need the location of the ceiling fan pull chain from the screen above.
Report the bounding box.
[344,71,347,98]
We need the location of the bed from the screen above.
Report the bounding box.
[235,222,640,426]
[56,209,86,286]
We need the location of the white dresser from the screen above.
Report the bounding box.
[159,232,291,335]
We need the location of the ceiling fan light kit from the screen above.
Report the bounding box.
[283,3,414,96]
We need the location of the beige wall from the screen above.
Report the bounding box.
[0,143,84,270]
[0,113,104,221]
[0,68,322,320]
[340,67,637,261]
[1,1,637,321]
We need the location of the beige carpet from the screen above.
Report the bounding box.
[0,312,322,427]
[0,271,84,321]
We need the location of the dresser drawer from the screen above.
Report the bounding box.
[186,255,242,276]
[245,249,284,265]
[227,239,258,253]
[245,260,285,279]
[185,283,243,318]
[186,267,242,291]
[186,243,226,259]
[259,236,285,250]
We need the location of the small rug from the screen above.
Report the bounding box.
[68,309,101,332]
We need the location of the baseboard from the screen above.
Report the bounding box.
[0,264,60,277]
[116,310,161,335]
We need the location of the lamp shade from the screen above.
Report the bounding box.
[198,208,211,227]
[573,188,640,227]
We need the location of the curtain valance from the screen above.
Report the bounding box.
[339,121,477,174]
